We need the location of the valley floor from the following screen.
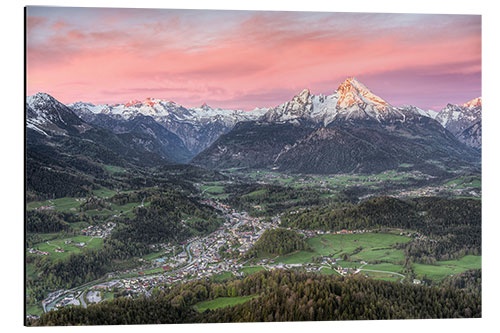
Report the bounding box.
[25,168,481,320]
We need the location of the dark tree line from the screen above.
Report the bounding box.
[112,190,221,244]
[246,228,311,257]
[27,239,149,296]
[441,269,481,295]
[26,210,69,233]
[26,160,93,200]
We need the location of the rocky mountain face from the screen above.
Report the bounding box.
[457,120,482,151]
[27,93,92,136]
[193,78,480,174]
[69,99,268,157]
[261,78,410,126]
[434,97,482,149]
[69,107,191,162]
[26,93,184,167]
[191,121,316,170]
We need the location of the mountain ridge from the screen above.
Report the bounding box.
[191,78,480,174]
[28,77,481,175]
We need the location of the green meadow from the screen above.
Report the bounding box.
[102,164,126,174]
[274,233,411,265]
[30,235,104,260]
[239,266,266,275]
[201,185,225,194]
[211,271,234,282]
[194,295,258,312]
[27,197,82,212]
[413,255,481,281]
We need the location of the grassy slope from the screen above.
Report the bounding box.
[239,266,266,275]
[30,236,104,260]
[194,295,258,312]
[413,255,482,281]
[275,233,411,265]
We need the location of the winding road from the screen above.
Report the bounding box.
[79,291,87,309]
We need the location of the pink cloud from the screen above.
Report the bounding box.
[26,9,481,111]
[26,16,46,30]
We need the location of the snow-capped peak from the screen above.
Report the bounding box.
[296,88,311,100]
[435,99,482,135]
[336,77,390,109]
[27,92,62,110]
[199,102,211,111]
[462,97,482,108]
[124,99,142,107]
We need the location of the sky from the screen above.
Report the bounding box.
[26,7,481,111]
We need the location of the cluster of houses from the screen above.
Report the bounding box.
[397,184,480,198]
[199,199,232,213]
[81,222,116,238]
[292,228,371,239]
[103,204,276,296]
[36,184,451,318]
[399,231,436,243]
[28,248,49,256]
[243,170,436,191]
[37,205,54,211]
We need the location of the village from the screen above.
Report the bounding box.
[41,199,277,311]
[39,198,427,314]
[81,222,116,238]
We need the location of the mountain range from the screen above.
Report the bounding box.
[193,78,481,174]
[69,98,267,158]
[26,77,481,176]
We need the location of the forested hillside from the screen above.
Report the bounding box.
[246,228,310,257]
[30,269,481,325]
[280,196,481,262]
[26,189,222,302]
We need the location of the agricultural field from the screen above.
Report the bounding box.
[229,169,430,193]
[27,197,82,212]
[319,267,341,275]
[239,266,266,275]
[444,175,481,189]
[361,262,405,272]
[140,267,165,275]
[102,164,126,174]
[413,255,481,281]
[357,263,405,282]
[27,188,140,214]
[29,236,104,260]
[201,184,224,194]
[84,201,149,218]
[92,188,118,198]
[245,189,267,198]
[274,233,411,265]
[194,295,258,312]
[359,271,402,282]
[200,182,229,199]
[211,271,234,282]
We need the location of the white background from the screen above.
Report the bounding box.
[0,0,498,332]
